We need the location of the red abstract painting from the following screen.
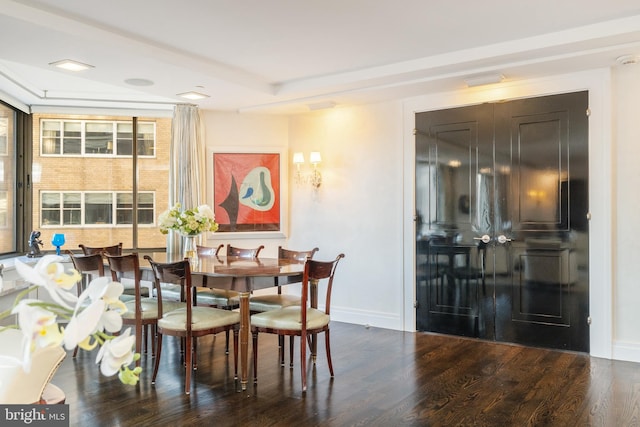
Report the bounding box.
[213,152,280,232]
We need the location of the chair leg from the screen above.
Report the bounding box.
[252,330,258,384]
[300,332,307,392]
[233,327,239,380]
[225,330,230,355]
[289,335,294,368]
[193,336,198,370]
[151,333,163,384]
[278,335,285,366]
[135,323,142,367]
[325,329,334,377]
[184,335,192,395]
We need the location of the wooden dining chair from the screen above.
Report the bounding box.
[66,251,106,358]
[249,246,319,365]
[250,246,319,312]
[251,253,345,392]
[105,253,182,365]
[196,244,224,256]
[226,244,264,258]
[145,256,240,395]
[78,242,123,256]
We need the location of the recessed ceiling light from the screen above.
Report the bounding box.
[125,78,154,86]
[177,91,210,100]
[49,59,94,72]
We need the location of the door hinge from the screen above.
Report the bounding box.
[414,300,418,308]
[586,108,591,117]
[587,316,592,325]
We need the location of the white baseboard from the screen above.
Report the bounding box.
[330,305,403,331]
[612,340,640,363]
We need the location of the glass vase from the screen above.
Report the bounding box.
[183,235,199,269]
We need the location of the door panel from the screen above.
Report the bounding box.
[415,91,589,352]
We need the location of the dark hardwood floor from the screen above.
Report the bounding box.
[51,322,640,426]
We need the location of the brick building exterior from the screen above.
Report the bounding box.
[31,114,171,252]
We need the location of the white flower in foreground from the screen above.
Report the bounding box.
[63,277,127,350]
[12,301,63,371]
[15,256,80,310]
[96,328,136,377]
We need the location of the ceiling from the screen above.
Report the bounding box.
[2,0,640,115]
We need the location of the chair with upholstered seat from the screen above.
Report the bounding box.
[250,246,319,313]
[249,246,319,365]
[196,244,223,256]
[145,256,240,395]
[251,253,344,392]
[105,253,182,364]
[66,251,107,357]
[226,244,264,258]
[79,242,123,256]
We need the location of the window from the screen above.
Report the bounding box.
[0,191,7,228]
[40,119,156,157]
[0,103,17,254]
[40,191,155,227]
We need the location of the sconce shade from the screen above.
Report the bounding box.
[309,152,322,164]
[293,152,305,164]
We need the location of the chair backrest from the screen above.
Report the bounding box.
[278,246,319,262]
[226,244,264,258]
[67,251,105,277]
[197,244,224,256]
[66,251,105,295]
[145,257,192,326]
[301,254,345,319]
[105,253,150,311]
[79,242,123,256]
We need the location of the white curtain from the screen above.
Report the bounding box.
[168,104,206,254]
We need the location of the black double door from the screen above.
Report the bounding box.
[415,91,589,352]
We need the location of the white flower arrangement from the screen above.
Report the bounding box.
[158,203,218,236]
[0,255,141,385]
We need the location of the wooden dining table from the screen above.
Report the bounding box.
[141,253,306,390]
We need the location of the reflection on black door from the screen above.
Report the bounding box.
[415,92,589,352]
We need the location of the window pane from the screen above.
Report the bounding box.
[138,193,154,224]
[41,192,61,226]
[63,122,81,154]
[116,123,133,156]
[0,117,7,155]
[116,193,132,224]
[41,121,61,155]
[137,123,155,156]
[63,193,82,225]
[85,122,113,154]
[0,191,7,227]
[85,193,112,224]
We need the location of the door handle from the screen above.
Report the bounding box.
[473,234,492,244]
[496,235,512,244]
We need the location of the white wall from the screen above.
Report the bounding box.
[288,103,405,329]
[199,111,289,258]
[611,63,640,362]
[199,66,640,362]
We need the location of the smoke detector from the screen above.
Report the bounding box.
[616,55,640,65]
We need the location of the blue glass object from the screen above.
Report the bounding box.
[51,233,65,256]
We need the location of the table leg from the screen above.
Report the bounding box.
[238,291,250,390]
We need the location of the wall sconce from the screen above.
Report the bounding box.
[293,151,322,189]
